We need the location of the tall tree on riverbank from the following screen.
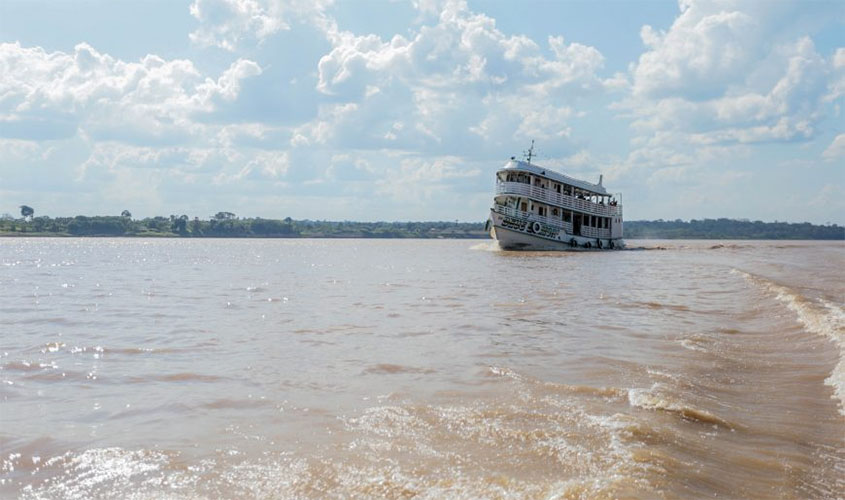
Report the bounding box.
[171,214,189,235]
[19,205,34,220]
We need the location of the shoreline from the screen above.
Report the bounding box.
[2,216,842,240]
[1,233,843,241]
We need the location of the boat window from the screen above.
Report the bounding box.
[552,208,559,216]
[521,202,528,211]
[563,211,572,223]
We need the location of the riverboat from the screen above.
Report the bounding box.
[486,143,624,250]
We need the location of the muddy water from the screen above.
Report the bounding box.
[1,238,842,499]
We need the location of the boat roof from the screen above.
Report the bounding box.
[499,159,609,196]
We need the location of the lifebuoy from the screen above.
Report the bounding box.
[596,239,602,249]
[609,240,615,250]
[570,238,577,247]
[531,221,542,233]
[585,242,592,249]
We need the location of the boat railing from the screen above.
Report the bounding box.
[493,204,611,239]
[579,226,607,239]
[494,205,564,229]
[496,181,622,217]
[575,225,611,239]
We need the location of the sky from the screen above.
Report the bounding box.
[0,0,843,223]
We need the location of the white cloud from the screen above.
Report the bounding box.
[627,32,831,141]
[822,133,845,161]
[615,0,842,197]
[70,141,292,212]
[205,59,264,101]
[188,0,334,50]
[633,6,759,99]
[327,154,375,181]
[189,0,288,51]
[77,143,210,181]
[827,47,845,105]
[0,42,262,145]
[375,155,480,203]
[290,102,359,146]
[0,138,40,161]
[298,0,607,156]
[835,48,845,69]
[806,183,843,212]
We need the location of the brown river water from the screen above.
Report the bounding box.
[1,238,843,499]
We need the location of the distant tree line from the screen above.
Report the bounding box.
[0,211,841,240]
[0,212,486,239]
[624,218,844,240]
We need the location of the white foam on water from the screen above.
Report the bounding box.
[468,241,500,252]
[678,337,709,353]
[331,366,661,498]
[17,432,652,500]
[12,375,658,498]
[628,383,733,429]
[734,269,845,415]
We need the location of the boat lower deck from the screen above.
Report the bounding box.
[488,209,623,251]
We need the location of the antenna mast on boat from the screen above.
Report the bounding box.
[523,140,535,164]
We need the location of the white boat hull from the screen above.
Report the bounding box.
[487,209,623,251]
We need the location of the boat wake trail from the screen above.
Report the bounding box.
[733,269,845,415]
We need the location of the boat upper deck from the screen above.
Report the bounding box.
[499,159,608,196]
[495,159,622,218]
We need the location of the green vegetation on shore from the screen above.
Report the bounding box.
[0,212,486,239]
[0,212,842,240]
[623,218,843,240]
